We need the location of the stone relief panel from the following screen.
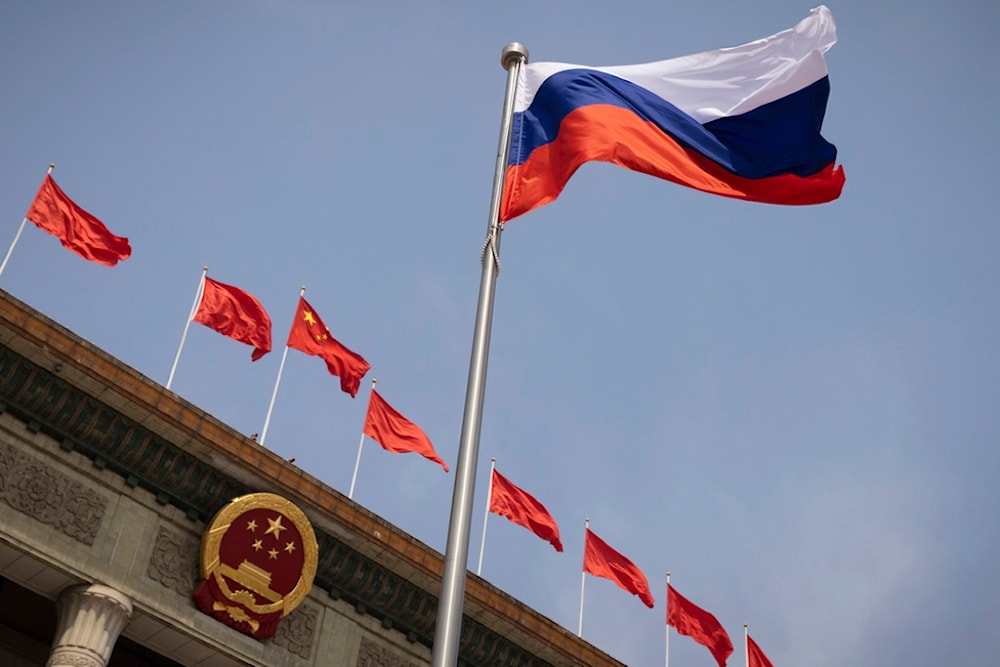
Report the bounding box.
[357,636,418,667]
[270,603,318,659]
[0,440,106,545]
[146,525,199,596]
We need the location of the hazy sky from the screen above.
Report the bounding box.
[2,2,998,665]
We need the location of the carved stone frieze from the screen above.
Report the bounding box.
[0,440,106,545]
[357,636,418,667]
[270,603,318,659]
[146,525,199,596]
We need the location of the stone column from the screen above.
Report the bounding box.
[46,584,133,667]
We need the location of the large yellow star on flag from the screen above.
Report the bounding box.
[303,310,317,326]
[264,515,287,541]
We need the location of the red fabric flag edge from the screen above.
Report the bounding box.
[363,390,449,472]
[667,584,734,667]
[583,528,654,608]
[747,634,775,667]
[285,296,370,397]
[193,277,273,361]
[489,469,563,552]
[26,174,131,266]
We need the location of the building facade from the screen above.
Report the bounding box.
[0,291,623,667]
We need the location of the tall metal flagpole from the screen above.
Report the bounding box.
[430,42,528,667]
[166,266,208,390]
[259,286,306,447]
[0,163,54,279]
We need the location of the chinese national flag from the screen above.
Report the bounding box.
[747,634,774,667]
[193,276,272,361]
[363,389,449,472]
[489,469,563,552]
[26,174,131,266]
[285,296,370,397]
[583,528,654,608]
[667,584,733,667]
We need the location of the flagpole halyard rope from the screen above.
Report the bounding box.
[480,225,502,275]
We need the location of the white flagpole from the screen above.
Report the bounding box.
[665,571,671,667]
[475,457,497,576]
[349,378,377,499]
[166,266,207,390]
[259,286,305,447]
[744,623,750,667]
[578,517,590,637]
[0,163,54,279]
[0,219,30,280]
[431,42,528,667]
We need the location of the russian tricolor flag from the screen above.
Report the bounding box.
[501,6,845,222]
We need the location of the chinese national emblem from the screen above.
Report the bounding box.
[194,493,318,639]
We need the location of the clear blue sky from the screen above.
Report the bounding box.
[2,3,998,665]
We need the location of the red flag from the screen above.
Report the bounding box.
[583,528,654,608]
[285,296,370,397]
[747,634,774,667]
[193,276,272,361]
[489,469,563,552]
[363,390,449,472]
[667,584,733,667]
[25,174,131,266]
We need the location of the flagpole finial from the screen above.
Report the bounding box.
[744,623,748,628]
[501,42,529,69]
[491,456,495,462]
[371,378,377,387]
[666,571,671,578]
[49,163,55,169]
[203,265,208,272]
